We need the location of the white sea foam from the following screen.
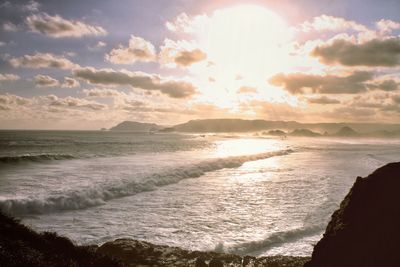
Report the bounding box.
[0,149,293,215]
[217,224,324,256]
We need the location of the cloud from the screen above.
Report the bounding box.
[88,41,107,51]
[0,94,31,106]
[34,75,60,87]
[26,13,107,38]
[237,86,258,94]
[312,38,400,67]
[270,71,374,94]
[332,106,376,118]
[61,77,80,88]
[0,73,20,81]
[2,21,18,31]
[301,15,369,33]
[105,35,156,64]
[175,49,206,66]
[83,88,123,97]
[9,53,79,70]
[376,19,400,34]
[165,12,208,34]
[307,96,340,104]
[159,39,207,67]
[0,1,39,12]
[47,95,106,110]
[74,67,196,98]
[367,79,399,91]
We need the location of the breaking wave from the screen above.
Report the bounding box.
[216,224,324,256]
[0,154,75,164]
[0,149,293,216]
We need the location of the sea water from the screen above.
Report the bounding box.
[0,130,399,256]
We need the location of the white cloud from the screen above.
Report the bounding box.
[105,35,156,64]
[9,53,80,70]
[83,88,124,97]
[61,77,80,88]
[0,73,20,81]
[165,12,209,34]
[2,21,18,32]
[300,15,369,33]
[34,75,60,87]
[376,19,400,34]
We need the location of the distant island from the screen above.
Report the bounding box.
[109,121,163,132]
[108,119,400,137]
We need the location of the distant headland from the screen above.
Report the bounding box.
[108,119,400,137]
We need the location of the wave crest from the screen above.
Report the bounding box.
[0,154,75,164]
[0,149,293,216]
[217,224,323,256]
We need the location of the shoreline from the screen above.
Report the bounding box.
[97,238,309,267]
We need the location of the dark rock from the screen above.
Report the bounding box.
[305,162,400,267]
[209,258,224,267]
[0,211,123,267]
[242,255,256,266]
[195,257,207,267]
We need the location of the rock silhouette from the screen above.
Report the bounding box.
[305,162,400,267]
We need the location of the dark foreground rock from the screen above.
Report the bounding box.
[0,211,123,267]
[0,210,308,266]
[305,162,400,267]
[98,238,309,266]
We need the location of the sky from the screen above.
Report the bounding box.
[0,0,400,129]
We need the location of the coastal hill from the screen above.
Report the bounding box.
[110,119,400,136]
[289,129,321,137]
[333,126,360,137]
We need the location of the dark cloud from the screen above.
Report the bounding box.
[307,96,341,104]
[270,71,374,94]
[174,49,207,66]
[367,79,399,91]
[74,67,196,98]
[392,95,400,104]
[312,38,400,67]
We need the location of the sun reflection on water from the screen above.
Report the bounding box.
[211,137,285,158]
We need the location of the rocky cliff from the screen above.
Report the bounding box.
[305,162,400,267]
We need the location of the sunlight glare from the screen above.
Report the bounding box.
[200,5,293,81]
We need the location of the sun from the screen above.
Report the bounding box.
[189,4,294,109]
[199,5,292,81]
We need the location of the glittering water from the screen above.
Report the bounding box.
[0,130,399,256]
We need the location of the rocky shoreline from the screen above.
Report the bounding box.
[97,238,309,266]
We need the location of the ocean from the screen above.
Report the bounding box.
[0,130,399,257]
